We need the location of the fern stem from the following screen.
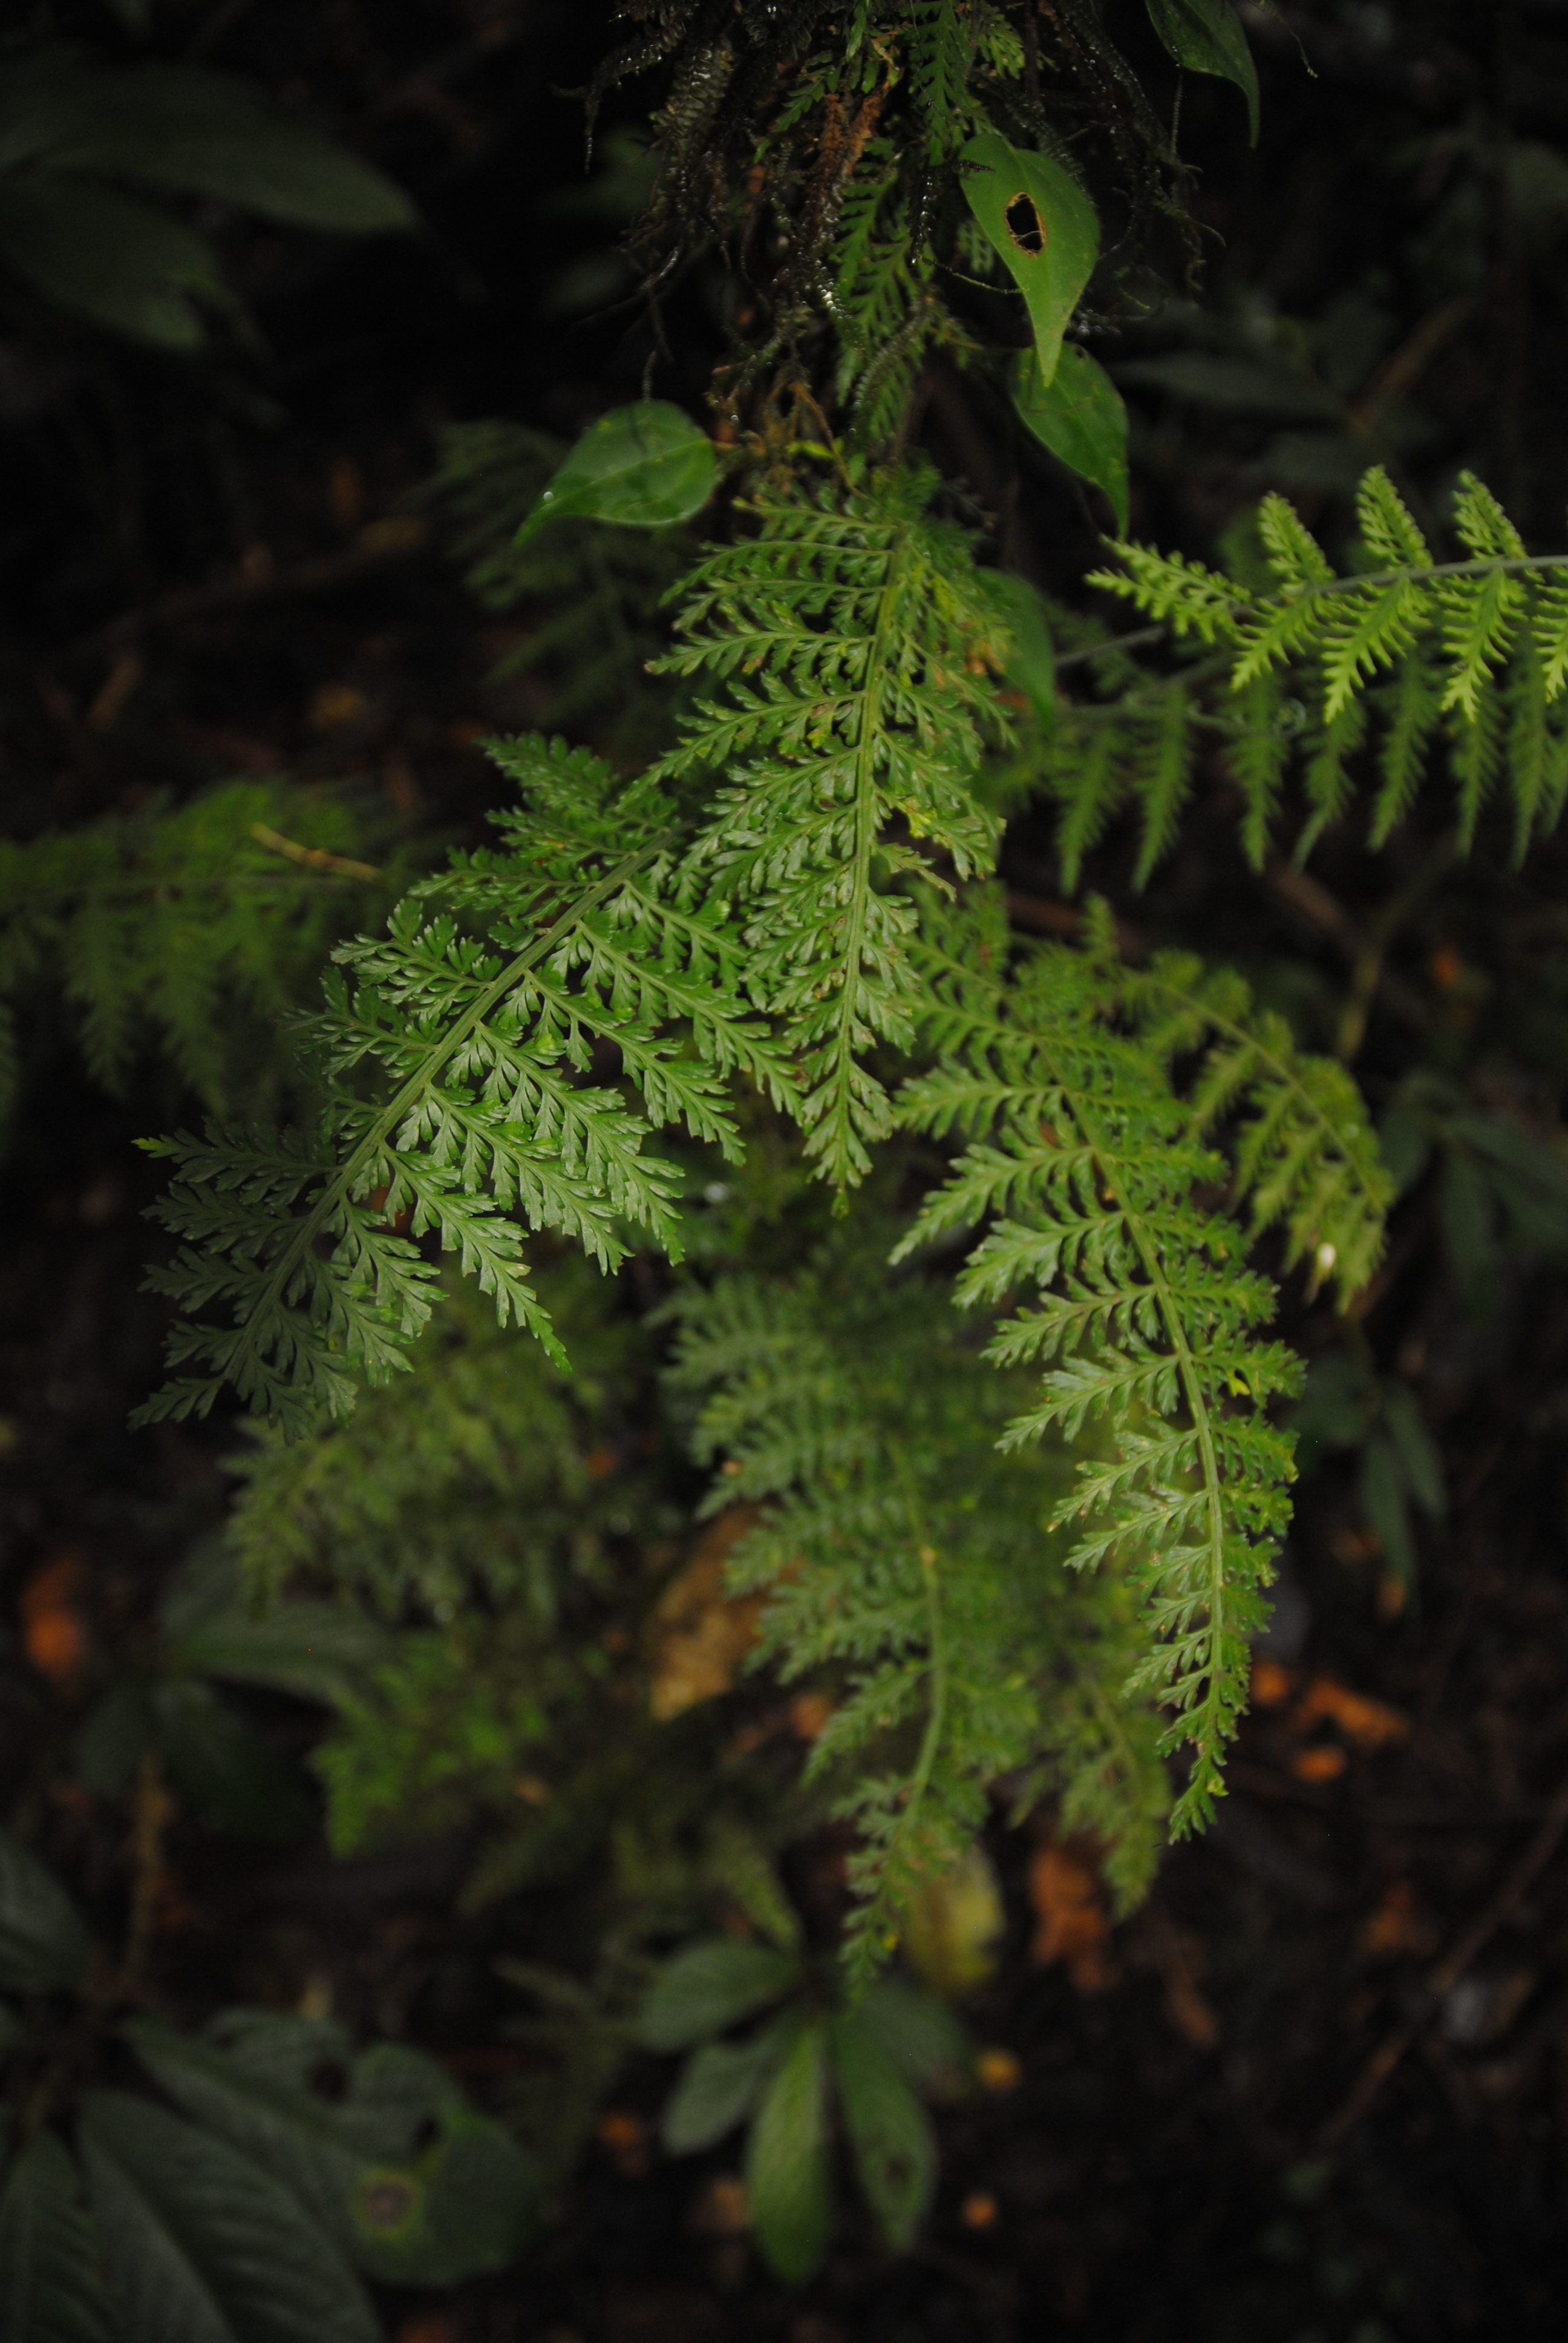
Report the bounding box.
[826,525,908,1175]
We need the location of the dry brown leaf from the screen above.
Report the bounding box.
[1028,1838,1112,1992]
[1293,1676,1409,1748]
[21,1552,88,1686]
[646,1507,766,1722]
[1359,1879,1438,1961]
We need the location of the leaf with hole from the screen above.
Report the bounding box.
[961,131,1099,385]
[1012,344,1129,534]
[517,402,717,544]
[832,2007,937,2252]
[1144,0,1260,142]
[80,2090,379,2343]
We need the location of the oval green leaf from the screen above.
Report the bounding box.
[1012,344,1129,536]
[0,1832,93,1994]
[517,402,717,545]
[744,2019,831,2284]
[831,2008,937,2253]
[635,1939,798,2052]
[961,131,1099,387]
[1143,0,1260,144]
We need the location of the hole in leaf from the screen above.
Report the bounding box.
[411,2114,443,2154]
[307,2059,350,2102]
[1004,193,1046,255]
[355,2171,421,2236]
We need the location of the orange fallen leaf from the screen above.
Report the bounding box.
[786,1690,833,1741]
[959,2191,999,2230]
[1293,1676,1408,1748]
[21,1553,88,1686]
[646,1508,767,1722]
[975,2046,1022,2094]
[1292,1745,1348,1783]
[688,2174,751,2236]
[1250,1654,1297,1708]
[1359,1879,1437,1960]
[596,2109,650,2177]
[1028,1838,1112,1992]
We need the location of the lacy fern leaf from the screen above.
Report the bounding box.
[656,470,1008,1186]
[895,892,1308,1829]
[137,738,795,1434]
[1063,465,1568,877]
[669,1234,1168,1982]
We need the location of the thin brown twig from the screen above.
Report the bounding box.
[250,824,381,883]
[1317,1773,1568,2150]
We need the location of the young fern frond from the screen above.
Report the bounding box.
[654,470,1008,1186]
[1066,465,1568,880]
[669,1239,1168,1984]
[137,739,797,1435]
[895,891,1313,1829]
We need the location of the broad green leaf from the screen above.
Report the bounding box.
[73,1680,154,1800]
[125,2021,539,2288]
[40,64,414,231]
[1144,0,1261,142]
[169,1605,393,1706]
[854,1978,970,2091]
[0,180,220,347]
[0,1833,92,1993]
[832,2009,937,2252]
[1382,1385,1445,1520]
[744,2020,831,2283]
[635,1939,798,2051]
[662,2018,790,2154]
[1116,353,1337,419]
[982,571,1056,731]
[1359,1434,1417,1590]
[1012,344,1129,536]
[80,2091,379,2343]
[0,2133,114,2343]
[961,131,1099,386]
[517,402,717,545]
[152,1680,313,1841]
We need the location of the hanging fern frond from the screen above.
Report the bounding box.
[0,780,387,1133]
[1071,465,1568,877]
[893,891,1306,1830]
[668,1234,1169,1984]
[655,468,1010,1187]
[135,738,797,1434]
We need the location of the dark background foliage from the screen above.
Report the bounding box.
[11,2,1568,2338]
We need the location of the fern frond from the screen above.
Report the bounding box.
[0,781,387,1130]
[670,1236,1168,1982]
[139,738,797,1434]
[653,471,1007,1187]
[896,896,1310,1829]
[1065,466,1568,879]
